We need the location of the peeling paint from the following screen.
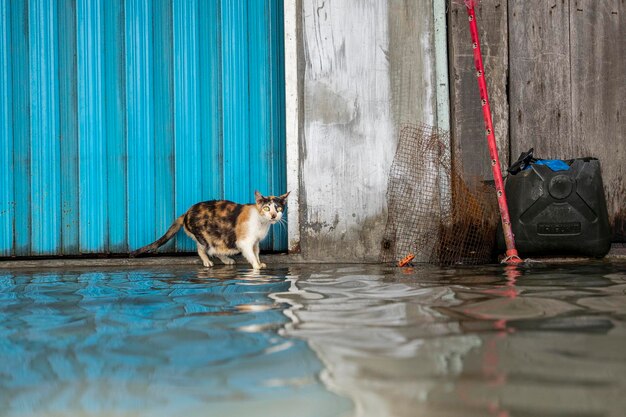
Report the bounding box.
[304,81,357,126]
[302,213,390,261]
[299,0,437,261]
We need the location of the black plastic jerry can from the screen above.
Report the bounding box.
[498,158,612,257]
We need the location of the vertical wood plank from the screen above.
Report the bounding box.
[173,0,201,252]
[29,0,61,255]
[58,0,79,254]
[0,0,14,256]
[125,0,155,250]
[221,0,250,203]
[301,0,406,260]
[104,0,128,252]
[153,0,175,251]
[570,0,626,240]
[283,0,300,252]
[11,0,31,256]
[389,1,436,127]
[509,0,572,159]
[449,0,509,179]
[78,0,107,253]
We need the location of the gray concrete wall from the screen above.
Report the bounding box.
[298,0,437,261]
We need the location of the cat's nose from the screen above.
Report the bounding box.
[271,214,276,219]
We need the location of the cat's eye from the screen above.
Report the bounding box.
[277,207,283,212]
[263,206,270,212]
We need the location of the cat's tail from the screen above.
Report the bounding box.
[129,215,185,257]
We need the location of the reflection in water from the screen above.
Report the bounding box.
[0,267,351,417]
[274,267,482,417]
[1,262,626,417]
[276,263,626,417]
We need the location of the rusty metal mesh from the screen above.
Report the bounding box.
[380,124,499,265]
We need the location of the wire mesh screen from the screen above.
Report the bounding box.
[380,124,499,265]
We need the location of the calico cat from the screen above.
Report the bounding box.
[130,191,289,269]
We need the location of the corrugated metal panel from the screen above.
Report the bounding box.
[173,0,202,252]
[78,0,107,253]
[30,0,62,255]
[59,0,79,254]
[222,0,249,205]
[104,0,128,253]
[269,0,287,251]
[126,0,155,253]
[0,0,286,257]
[10,0,32,256]
[0,0,13,257]
[152,0,175,253]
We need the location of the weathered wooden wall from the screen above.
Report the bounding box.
[509,0,625,240]
[450,0,625,241]
[449,0,509,179]
[299,0,436,261]
[509,0,573,156]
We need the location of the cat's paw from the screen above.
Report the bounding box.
[252,262,267,270]
[203,260,214,268]
[218,256,235,265]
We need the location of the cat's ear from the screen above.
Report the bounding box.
[278,191,291,202]
[254,190,264,204]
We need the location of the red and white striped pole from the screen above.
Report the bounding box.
[464,1,522,264]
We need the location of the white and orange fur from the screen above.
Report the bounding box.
[130,191,289,269]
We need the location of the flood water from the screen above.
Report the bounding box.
[1,261,625,417]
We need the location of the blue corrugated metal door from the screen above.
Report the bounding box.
[0,0,286,257]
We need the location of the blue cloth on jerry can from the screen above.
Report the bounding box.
[507,148,571,174]
[532,159,570,172]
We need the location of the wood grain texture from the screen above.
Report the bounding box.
[300,0,436,260]
[449,0,509,180]
[508,0,625,240]
[569,0,625,240]
[509,0,572,158]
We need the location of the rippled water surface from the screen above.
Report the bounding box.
[1,261,625,417]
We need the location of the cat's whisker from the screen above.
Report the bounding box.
[274,217,288,232]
